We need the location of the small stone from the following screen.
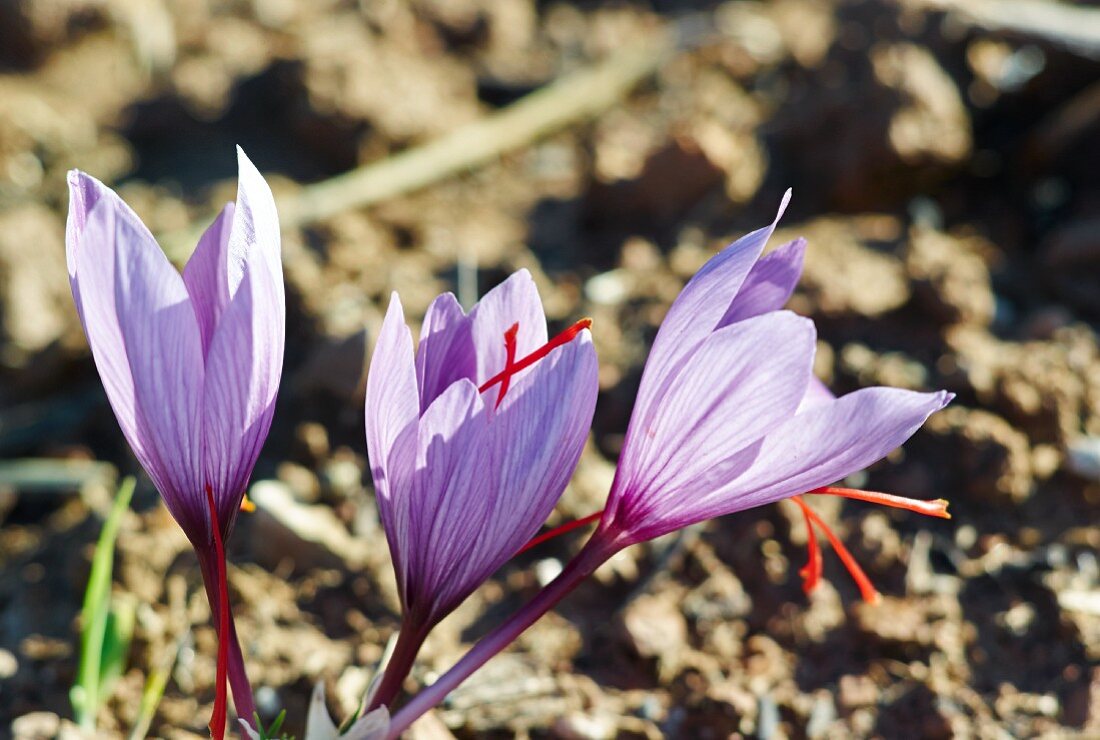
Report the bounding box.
[295,422,331,463]
[534,558,562,587]
[839,674,879,710]
[807,691,837,739]
[620,592,688,661]
[1067,438,1100,482]
[584,270,631,306]
[552,712,617,740]
[323,455,364,498]
[0,648,17,679]
[757,694,780,740]
[277,462,322,503]
[255,685,281,717]
[12,712,60,739]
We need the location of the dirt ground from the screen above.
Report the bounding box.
[1,0,1099,737]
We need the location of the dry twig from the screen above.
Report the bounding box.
[908,0,1100,59]
[161,32,674,258]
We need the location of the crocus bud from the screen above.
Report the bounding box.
[66,146,284,730]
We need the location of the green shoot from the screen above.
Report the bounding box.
[245,710,294,739]
[71,476,136,731]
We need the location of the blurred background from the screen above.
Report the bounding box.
[1,0,1099,737]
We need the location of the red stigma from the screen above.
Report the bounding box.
[492,323,520,409]
[794,496,880,603]
[793,487,949,603]
[809,486,950,518]
[478,317,592,405]
[793,496,823,594]
[518,511,604,554]
[205,485,230,740]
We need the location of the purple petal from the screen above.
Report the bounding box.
[409,379,492,621]
[718,237,806,327]
[638,190,791,407]
[201,255,285,529]
[225,147,283,303]
[67,179,142,452]
[195,149,284,528]
[692,387,954,523]
[183,148,280,360]
[415,292,475,411]
[365,295,421,602]
[608,311,815,535]
[798,376,836,413]
[464,329,599,587]
[76,200,206,537]
[66,171,158,330]
[468,269,548,387]
[183,202,235,357]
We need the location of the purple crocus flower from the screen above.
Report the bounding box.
[592,190,952,593]
[66,147,283,733]
[364,270,598,708]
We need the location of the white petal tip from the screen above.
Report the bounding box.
[775,188,793,224]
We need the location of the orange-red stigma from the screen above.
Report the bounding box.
[794,496,823,594]
[518,511,604,554]
[794,495,880,603]
[204,486,230,740]
[493,323,520,409]
[478,317,592,405]
[794,487,950,603]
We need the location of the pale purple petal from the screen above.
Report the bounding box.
[415,292,475,411]
[87,202,206,537]
[365,295,421,603]
[67,170,158,329]
[464,330,599,586]
[694,388,953,522]
[798,376,836,413]
[718,238,806,327]
[409,380,492,621]
[183,202,235,357]
[201,256,284,528]
[608,311,815,534]
[67,200,145,478]
[468,269,548,387]
[226,147,283,303]
[636,191,791,412]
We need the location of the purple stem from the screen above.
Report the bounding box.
[385,535,621,737]
[198,550,258,729]
[367,619,430,712]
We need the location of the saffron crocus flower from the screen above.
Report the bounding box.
[364,270,598,708]
[593,190,953,597]
[66,147,284,735]
[384,193,953,738]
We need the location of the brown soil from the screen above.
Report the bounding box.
[2,0,1099,738]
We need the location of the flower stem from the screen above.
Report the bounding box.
[366,620,430,712]
[198,549,257,730]
[225,619,257,728]
[204,488,230,740]
[385,535,620,738]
